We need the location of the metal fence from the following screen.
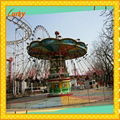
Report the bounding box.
[7,87,113,111]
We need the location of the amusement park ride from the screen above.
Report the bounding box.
[27,32,87,96]
[6,15,93,97]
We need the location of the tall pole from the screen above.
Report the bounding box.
[7,57,13,93]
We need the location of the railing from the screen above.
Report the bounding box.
[7,87,113,114]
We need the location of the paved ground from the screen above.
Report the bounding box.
[7,93,48,104]
[7,87,113,114]
[7,101,113,114]
[7,87,113,110]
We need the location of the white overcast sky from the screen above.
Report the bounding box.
[7,10,106,54]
